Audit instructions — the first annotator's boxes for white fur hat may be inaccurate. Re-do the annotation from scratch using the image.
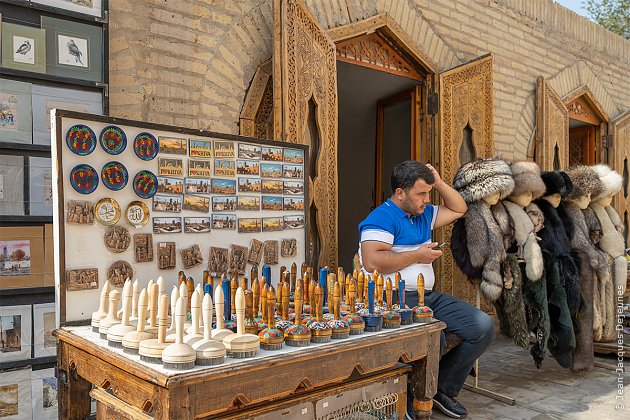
[592,164,623,200]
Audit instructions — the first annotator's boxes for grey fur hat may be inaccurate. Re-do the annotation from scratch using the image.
[591,164,623,200]
[565,165,604,201]
[453,158,515,204]
[508,161,546,201]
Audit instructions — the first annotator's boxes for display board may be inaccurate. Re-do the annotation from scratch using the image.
[51,110,308,324]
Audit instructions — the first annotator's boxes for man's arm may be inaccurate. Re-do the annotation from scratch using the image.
[426,164,467,228]
[361,240,442,274]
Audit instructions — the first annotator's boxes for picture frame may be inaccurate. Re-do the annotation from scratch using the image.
[28,157,53,216]
[32,303,56,358]
[0,305,32,363]
[30,367,57,420]
[0,79,33,145]
[41,16,103,82]
[0,155,25,216]
[0,366,32,420]
[1,23,46,74]
[0,226,46,289]
[32,0,104,18]
[31,84,103,145]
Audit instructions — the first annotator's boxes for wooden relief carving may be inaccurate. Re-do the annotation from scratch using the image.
[240,60,273,139]
[274,0,338,268]
[610,111,630,247]
[134,233,153,263]
[281,238,297,257]
[157,242,176,270]
[104,226,131,253]
[107,261,133,288]
[66,268,98,291]
[437,55,494,305]
[67,200,94,224]
[535,77,569,171]
[264,240,279,265]
[181,244,203,269]
[247,239,264,266]
[208,247,229,275]
[229,244,249,275]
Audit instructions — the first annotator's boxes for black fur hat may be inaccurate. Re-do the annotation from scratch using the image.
[540,171,573,197]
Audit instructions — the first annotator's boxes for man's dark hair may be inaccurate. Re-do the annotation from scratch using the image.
[391,160,435,192]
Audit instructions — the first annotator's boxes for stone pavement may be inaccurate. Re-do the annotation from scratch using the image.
[431,337,627,420]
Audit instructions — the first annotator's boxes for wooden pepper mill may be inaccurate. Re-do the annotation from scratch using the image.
[412,273,433,323]
[342,278,365,335]
[328,281,350,339]
[91,281,110,332]
[381,278,401,329]
[258,286,284,350]
[223,287,260,358]
[284,283,311,347]
[309,283,332,343]
[192,293,226,366]
[122,289,155,354]
[162,297,196,370]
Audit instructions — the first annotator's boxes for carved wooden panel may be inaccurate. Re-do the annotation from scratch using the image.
[436,54,494,306]
[566,97,599,125]
[240,60,273,139]
[610,111,630,247]
[273,0,338,268]
[535,77,569,170]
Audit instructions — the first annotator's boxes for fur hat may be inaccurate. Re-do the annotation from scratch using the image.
[508,161,546,200]
[565,165,604,201]
[540,171,573,197]
[591,164,623,200]
[453,158,515,204]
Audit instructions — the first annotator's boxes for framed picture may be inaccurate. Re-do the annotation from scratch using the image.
[31,84,102,145]
[32,303,56,358]
[0,367,32,420]
[1,23,46,74]
[0,79,33,145]
[0,226,45,289]
[0,155,25,216]
[41,16,103,82]
[31,368,57,420]
[28,157,53,216]
[32,0,104,18]
[0,305,32,363]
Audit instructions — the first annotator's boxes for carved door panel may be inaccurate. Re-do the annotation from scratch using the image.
[610,111,630,247]
[273,0,338,268]
[569,126,596,166]
[434,54,494,305]
[535,77,569,170]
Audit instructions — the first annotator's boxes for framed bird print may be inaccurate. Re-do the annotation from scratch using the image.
[1,23,47,74]
[41,16,103,82]
[32,0,104,18]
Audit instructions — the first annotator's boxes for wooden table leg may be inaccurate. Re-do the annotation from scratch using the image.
[408,330,441,419]
[57,340,92,420]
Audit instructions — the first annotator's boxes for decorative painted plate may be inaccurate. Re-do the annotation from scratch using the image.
[70,164,99,194]
[133,132,159,161]
[101,161,129,191]
[99,125,127,155]
[66,124,97,156]
[133,170,158,199]
[126,201,150,227]
[94,197,121,225]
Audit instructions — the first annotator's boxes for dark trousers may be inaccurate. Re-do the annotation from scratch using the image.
[406,289,495,398]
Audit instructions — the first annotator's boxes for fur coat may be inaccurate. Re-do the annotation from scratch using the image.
[591,202,627,293]
[503,201,544,281]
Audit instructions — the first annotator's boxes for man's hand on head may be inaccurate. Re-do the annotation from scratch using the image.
[417,242,443,264]
[425,163,442,185]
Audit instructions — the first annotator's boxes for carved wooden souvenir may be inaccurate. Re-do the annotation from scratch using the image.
[180,244,203,269]
[106,261,133,288]
[342,278,365,335]
[98,289,121,338]
[258,286,284,350]
[67,200,94,224]
[122,288,155,354]
[208,247,229,275]
[91,281,110,332]
[166,286,179,337]
[192,293,226,366]
[328,281,350,339]
[381,278,401,329]
[412,273,433,323]
[134,234,153,263]
[211,284,234,341]
[104,226,131,253]
[223,287,260,358]
[139,294,170,363]
[157,242,176,270]
[244,290,258,335]
[145,283,159,336]
[107,280,136,347]
[247,239,264,266]
[280,238,297,257]
[290,262,297,293]
[309,283,332,343]
[263,240,278,265]
[67,268,98,291]
[225,245,246,275]
[129,279,140,325]
[284,283,311,347]
[183,291,203,346]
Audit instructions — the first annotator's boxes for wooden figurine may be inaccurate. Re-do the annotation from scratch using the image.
[395,278,413,325]
[284,283,311,347]
[162,297,196,370]
[252,278,260,318]
[183,291,203,346]
[328,281,350,339]
[91,281,110,332]
[337,267,345,298]
[107,280,136,347]
[342,278,365,335]
[290,262,297,294]
[258,286,284,350]
[224,287,260,358]
[376,273,384,309]
[192,293,226,366]
[276,282,292,332]
[230,277,238,316]
[211,285,234,341]
[309,283,332,343]
[145,283,160,335]
[381,278,401,329]
[186,277,194,313]
[123,288,155,354]
[326,272,336,312]
[412,273,433,323]
[98,289,121,339]
[257,283,269,332]
[139,294,170,363]
[244,290,258,335]
[357,271,365,305]
[360,278,383,332]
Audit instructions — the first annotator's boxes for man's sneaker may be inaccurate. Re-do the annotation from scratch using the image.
[433,392,468,419]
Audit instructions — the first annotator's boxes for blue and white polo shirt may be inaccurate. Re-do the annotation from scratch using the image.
[358,199,439,291]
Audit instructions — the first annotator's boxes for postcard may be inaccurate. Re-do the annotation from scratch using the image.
[189,138,213,158]
[214,140,235,158]
[284,148,304,164]
[153,217,182,234]
[238,177,261,193]
[211,196,236,212]
[214,159,236,177]
[236,160,260,176]
[188,159,213,178]
[212,214,236,230]
[157,176,183,195]
[184,217,211,233]
[183,194,210,213]
[238,218,261,233]
[238,143,261,160]
[283,164,303,179]
[262,195,283,211]
[184,177,212,194]
[261,179,283,194]
[152,194,182,213]
[261,146,283,162]
[283,181,304,195]
[261,162,282,178]
[159,136,187,155]
[262,217,283,232]
[237,196,260,211]
[212,178,236,195]
[284,215,305,229]
[158,157,184,177]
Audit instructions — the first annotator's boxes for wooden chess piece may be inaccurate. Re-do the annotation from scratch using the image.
[328,281,350,339]
[139,294,169,363]
[395,278,413,325]
[381,278,401,329]
[211,285,234,341]
[145,283,160,336]
[258,286,284,350]
[98,289,121,339]
[91,281,110,332]
[309,283,332,343]
[360,277,383,332]
[162,297,196,370]
[224,287,260,358]
[284,283,311,347]
[166,286,179,339]
[276,282,292,331]
[337,267,345,298]
[122,289,154,354]
[192,293,226,366]
[290,262,297,294]
[108,280,136,347]
[342,278,365,335]
[412,273,433,324]
[184,291,203,345]
[129,279,140,326]
[244,290,258,335]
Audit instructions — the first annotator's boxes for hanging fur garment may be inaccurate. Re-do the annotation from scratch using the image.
[591,202,627,294]
[496,253,529,348]
[522,261,549,369]
[450,217,483,281]
[606,205,625,236]
[503,201,544,281]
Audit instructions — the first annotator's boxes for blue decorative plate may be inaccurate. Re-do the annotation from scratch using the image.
[101,161,129,191]
[133,132,159,161]
[99,125,127,155]
[66,124,97,156]
[70,164,99,194]
[133,170,158,199]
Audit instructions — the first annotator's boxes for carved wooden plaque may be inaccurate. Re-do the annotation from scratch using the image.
[535,77,569,171]
[134,233,153,263]
[104,226,131,253]
[106,261,133,288]
[157,242,176,270]
[208,247,229,275]
[66,268,98,291]
[281,238,297,257]
[263,240,279,265]
[229,244,249,275]
[67,200,94,224]
[181,244,203,269]
[247,239,264,266]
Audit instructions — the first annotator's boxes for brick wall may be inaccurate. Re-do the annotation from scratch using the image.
[109,0,629,159]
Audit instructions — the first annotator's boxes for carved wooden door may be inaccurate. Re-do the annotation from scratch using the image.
[535,77,570,170]
[273,0,338,268]
[569,126,596,166]
[434,54,494,305]
[610,111,630,247]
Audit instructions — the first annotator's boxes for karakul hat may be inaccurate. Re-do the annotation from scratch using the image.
[453,158,514,204]
[565,165,603,201]
[507,161,546,200]
[540,171,573,197]
[591,164,623,200]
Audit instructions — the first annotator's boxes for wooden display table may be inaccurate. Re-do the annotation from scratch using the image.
[54,321,444,419]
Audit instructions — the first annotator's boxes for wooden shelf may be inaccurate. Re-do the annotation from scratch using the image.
[0,356,56,371]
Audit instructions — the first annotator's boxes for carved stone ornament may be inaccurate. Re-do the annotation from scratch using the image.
[66,268,98,291]
[181,244,203,269]
[281,238,297,258]
[104,226,131,253]
[247,238,264,266]
[134,233,154,263]
[229,244,249,275]
[208,247,229,275]
[157,242,176,270]
[67,200,94,224]
[107,261,133,288]
[263,240,279,265]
